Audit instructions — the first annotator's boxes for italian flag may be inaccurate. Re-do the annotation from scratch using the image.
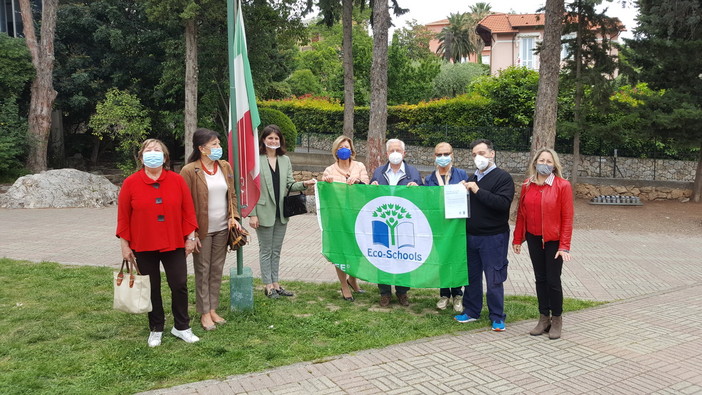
[229,0,260,218]
[316,182,468,288]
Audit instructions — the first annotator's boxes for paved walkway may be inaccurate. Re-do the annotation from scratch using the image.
[1,207,701,393]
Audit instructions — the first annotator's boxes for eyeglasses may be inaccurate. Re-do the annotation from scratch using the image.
[435,153,451,157]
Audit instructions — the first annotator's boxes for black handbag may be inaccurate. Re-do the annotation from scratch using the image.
[283,190,307,217]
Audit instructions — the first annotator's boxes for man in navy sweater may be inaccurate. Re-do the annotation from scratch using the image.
[370,138,423,307]
[455,139,515,332]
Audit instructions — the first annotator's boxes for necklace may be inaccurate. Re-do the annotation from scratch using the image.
[200,159,218,175]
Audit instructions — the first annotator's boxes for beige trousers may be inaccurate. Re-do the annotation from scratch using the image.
[193,229,228,313]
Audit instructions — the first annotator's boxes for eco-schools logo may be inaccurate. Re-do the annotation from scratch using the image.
[354,197,432,274]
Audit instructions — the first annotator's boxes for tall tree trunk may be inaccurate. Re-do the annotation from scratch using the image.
[342,0,355,138]
[693,140,702,203]
[531,0,564,155]
[367,0,390,172]
[571,0,584,186]
[184,18,199,162]
[19,0,58,173]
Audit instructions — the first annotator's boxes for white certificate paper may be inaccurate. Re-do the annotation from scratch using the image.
[444,184,469,218]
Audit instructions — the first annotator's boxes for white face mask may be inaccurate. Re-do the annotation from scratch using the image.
[265,144,280,150]
[474,155,490,171]
[388,151,403,165]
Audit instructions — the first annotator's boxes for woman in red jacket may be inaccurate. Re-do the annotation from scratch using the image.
[117,139,200,347]
[513,148,573,340]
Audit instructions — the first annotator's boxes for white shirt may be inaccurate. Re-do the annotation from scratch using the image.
[384,162,406,186]
[205,170,229,232]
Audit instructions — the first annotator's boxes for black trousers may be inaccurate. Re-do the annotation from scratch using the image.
[525,232,564,317]
[378,284,409,295]
[135,248,191,331]
[439,287,463,298]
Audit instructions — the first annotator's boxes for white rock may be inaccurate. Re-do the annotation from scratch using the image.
[0,168,119,209]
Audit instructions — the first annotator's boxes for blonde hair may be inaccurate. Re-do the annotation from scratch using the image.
[434,142,453,154]
[527,148,563,180]
[331,135,356,160]
[138,138,170,169]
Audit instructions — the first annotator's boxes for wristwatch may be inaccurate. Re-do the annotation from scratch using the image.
[187,236,197,241]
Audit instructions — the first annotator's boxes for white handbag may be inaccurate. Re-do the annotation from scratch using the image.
[113,259,152,314]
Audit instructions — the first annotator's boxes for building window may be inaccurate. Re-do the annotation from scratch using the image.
[1,0,24,37]
[561,33,576,60]
[520,37,536,69]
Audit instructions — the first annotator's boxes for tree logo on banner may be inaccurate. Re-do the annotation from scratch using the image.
[354,197,433,274]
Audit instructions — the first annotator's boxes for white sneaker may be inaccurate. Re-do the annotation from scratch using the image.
[147,331,163,347]
[436,296,450,310]
[171,327,200,343]
[452,296,464,312]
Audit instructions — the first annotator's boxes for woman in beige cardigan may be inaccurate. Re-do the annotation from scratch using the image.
[181,128,242,331]
[322,135,370,301]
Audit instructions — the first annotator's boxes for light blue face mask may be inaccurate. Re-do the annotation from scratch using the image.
[207,147,223,161]
[143,151,164,168]
[435,156,452,167]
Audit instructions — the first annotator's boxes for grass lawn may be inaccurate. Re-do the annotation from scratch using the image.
[0,258,602,394]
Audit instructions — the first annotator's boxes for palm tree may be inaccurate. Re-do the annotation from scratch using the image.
[436,12,474,63]
[469,2,492,63]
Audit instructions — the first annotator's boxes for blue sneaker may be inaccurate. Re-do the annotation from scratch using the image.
[454,314,478,323]
[492,320,506,331]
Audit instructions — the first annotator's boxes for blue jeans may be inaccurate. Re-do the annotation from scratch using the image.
[462,231,509,322]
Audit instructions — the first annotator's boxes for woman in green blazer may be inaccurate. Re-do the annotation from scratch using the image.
[248,125,315,298]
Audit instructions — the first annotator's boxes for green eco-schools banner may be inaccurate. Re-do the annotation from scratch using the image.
[316,182,468,288]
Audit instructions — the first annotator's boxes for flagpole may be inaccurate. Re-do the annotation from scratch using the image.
[227,0,244,276]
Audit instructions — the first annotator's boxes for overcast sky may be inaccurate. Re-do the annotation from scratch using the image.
[390,0,639,40]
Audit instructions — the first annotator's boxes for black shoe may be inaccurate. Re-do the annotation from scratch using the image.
[276,287,294,297]
[341,288,354,302]
[264,288,279,299]
[347,279,365,293]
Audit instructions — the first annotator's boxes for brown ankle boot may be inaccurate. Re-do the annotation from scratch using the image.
[529,314,551,336]
[549,316,562,339]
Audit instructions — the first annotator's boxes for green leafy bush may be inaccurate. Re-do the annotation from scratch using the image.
[432,62,489,98]
[467,66,539,126]
[258,107,297,151]
[89,89,151,174]
[287,69,323,97]
[0,99,29,179]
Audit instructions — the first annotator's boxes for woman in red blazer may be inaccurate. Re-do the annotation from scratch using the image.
[117,139,199,347]
[513,148,573,340]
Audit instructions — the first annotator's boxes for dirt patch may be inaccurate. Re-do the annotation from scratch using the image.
[571,198,702,234]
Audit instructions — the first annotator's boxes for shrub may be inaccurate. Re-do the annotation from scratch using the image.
[432,62,489,98]
[89,89,151,174]
[0,98,29,179]
[467,66,539,126]
[258,108,297,151]
[262,81,292,100]
[287,69,323,97]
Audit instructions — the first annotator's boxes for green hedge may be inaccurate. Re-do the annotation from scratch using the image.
[258,93,493,141]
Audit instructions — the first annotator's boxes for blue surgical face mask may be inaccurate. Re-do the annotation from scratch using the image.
[207,147,222,161]
[337,147,352,160]
[435,155,452,167]
[143,151,164,168]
